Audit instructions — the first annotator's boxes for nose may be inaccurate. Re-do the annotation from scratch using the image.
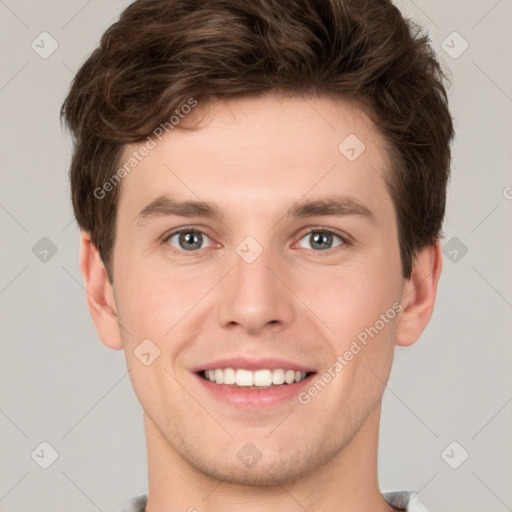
[216,244,295,335]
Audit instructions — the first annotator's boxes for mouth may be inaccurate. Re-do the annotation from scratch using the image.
[192,358,318,408]
[191,357,318,407]
[197,368,316,389]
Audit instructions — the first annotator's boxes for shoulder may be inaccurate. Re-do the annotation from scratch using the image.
[118,493,148,512]
[382,490,430,512]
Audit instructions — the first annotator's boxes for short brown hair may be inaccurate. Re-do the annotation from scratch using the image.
[60,0,454,281]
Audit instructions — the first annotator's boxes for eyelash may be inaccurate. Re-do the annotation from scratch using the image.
[162,226,352,257]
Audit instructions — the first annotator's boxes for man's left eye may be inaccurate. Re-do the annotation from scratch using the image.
[297,230,345,251]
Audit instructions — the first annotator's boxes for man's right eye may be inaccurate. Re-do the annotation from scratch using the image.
[165,229,214,252]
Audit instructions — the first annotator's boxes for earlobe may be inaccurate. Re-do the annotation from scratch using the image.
[396,241,443,347]
[80,232,123,350]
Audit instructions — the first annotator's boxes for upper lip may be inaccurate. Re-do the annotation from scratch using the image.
[191,357,317,373]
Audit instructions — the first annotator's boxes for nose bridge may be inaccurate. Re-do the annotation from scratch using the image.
[234,239,275,292]
[216,235,294,332]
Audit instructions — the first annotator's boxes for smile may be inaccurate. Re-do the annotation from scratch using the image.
[199,368,312,388]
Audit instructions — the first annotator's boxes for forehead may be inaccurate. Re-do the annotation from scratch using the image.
[116,93,393,224]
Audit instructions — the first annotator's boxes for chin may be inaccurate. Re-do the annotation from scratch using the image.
[180,441,337,487]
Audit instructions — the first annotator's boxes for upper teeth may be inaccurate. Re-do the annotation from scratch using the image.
[204,368,307,387]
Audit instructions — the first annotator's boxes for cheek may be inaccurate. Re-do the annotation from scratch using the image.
[300,261,401,342]
[116,271,196,410]
[114,258,215,349]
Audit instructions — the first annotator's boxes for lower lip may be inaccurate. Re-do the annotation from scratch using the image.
[194,373,315,408]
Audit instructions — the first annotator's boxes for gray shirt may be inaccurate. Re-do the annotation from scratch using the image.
[119,491,430,511]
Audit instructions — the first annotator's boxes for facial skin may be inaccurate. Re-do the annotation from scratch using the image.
[81,91,442,512]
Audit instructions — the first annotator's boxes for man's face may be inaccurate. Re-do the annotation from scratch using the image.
[112,93,405,484]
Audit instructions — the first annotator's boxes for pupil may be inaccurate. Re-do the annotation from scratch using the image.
[312,232,331,250]
[180,232,201,250]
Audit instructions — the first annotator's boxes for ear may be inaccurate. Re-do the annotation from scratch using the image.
[396,241,443,347]
[80,232,123,350]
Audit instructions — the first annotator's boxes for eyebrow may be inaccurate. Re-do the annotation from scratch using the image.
[136,194,376,225]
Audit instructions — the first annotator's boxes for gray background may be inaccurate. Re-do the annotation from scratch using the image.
[1,0,511,511]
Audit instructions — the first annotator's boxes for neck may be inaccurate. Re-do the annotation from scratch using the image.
[143,403,398,512]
